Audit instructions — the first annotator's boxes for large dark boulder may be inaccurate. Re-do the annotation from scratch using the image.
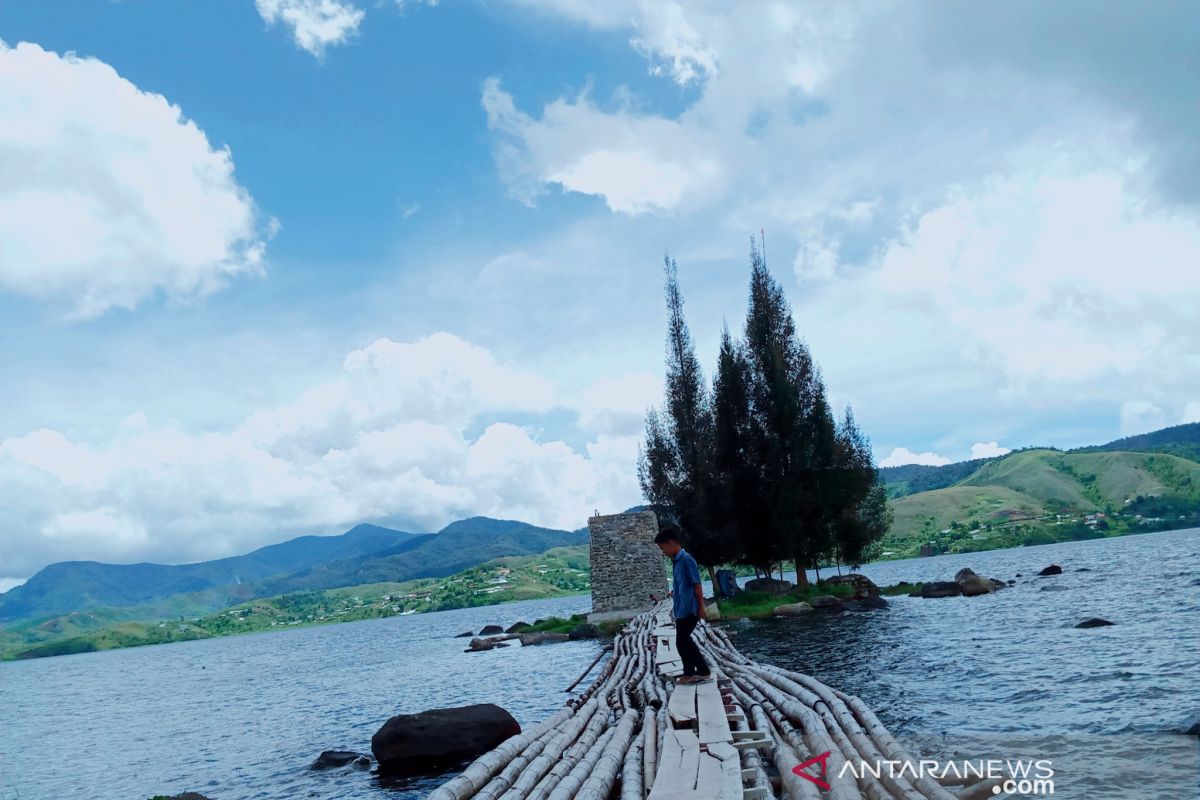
[478,624,505,636]
[810,595,847,611]
[505,621,530,633]
[852,596,888,611]
[920,581,963,598]
[825,574,880,599]
[745,577,793,595]
[372,704,520,773]
[1037,564,1063,576]
[309,753,364,767]
[954,568,977,582]
[520,631,570,646]
[1075,618,1116,628]
[959,575,996,596]
[568,623,601,640]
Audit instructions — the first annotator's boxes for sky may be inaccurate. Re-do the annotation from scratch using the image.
[1,0,1198,588]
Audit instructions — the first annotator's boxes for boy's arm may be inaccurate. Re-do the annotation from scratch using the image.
[693,581,706,620]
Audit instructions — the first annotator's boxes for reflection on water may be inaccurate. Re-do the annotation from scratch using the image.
[2,529,1198,799]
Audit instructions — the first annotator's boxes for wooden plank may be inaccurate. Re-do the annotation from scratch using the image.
[742,788,769,800]
[731,730,765,740]
[706,743,742,800]
[668,683,698,727]
[696,753,724,797]
[697,681,733,745]
[730,738,770,751]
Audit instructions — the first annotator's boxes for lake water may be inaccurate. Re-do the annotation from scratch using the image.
[2,528,1198,799]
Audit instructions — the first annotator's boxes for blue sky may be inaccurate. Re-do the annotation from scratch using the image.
[1,0,1198,586]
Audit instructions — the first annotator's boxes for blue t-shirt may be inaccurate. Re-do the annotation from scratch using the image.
[672,548,702,619]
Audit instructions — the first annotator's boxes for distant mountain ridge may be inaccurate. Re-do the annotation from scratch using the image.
[0,517,586,623]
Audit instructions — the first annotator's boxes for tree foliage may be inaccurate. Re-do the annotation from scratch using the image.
[640,245,890,581]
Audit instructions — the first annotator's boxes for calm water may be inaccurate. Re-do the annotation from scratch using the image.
[2,529,1199,799]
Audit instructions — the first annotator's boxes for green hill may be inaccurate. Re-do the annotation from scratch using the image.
[882,448,1200,557]
[1,545,591,661]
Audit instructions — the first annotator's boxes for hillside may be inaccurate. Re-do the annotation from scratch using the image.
[882,448,1200,557]
[0,545,592,661]
[0,523,426,622]
[1078,421,1200,463]
[0,517,587,625]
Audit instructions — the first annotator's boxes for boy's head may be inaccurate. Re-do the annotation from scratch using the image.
[654,524,682,557]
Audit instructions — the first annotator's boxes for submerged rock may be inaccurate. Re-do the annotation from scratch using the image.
[919,581,963,598]
[1040,584,1069,592]
[371,704,520,774]
[520,631,571,646]
[847,596,889,611]
[454,631,474,638]
[1075,618,1116,628]
[773,602,814,616]
[310,750,369,770]
[1037,564,1064,576]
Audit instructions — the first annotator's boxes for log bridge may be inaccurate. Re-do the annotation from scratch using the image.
[428,603,1001,800]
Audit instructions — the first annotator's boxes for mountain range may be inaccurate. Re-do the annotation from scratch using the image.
[0,517,586,623]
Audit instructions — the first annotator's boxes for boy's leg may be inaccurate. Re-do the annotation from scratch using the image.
[675,615,710,678]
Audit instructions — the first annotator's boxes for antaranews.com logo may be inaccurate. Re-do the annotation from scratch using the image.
[794,752,1055,796]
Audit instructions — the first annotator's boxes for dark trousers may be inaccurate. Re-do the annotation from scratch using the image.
[675,614,710,677]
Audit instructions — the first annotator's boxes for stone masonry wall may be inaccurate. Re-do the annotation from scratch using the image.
[589,510,669,615]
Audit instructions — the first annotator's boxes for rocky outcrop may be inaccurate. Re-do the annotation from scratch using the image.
[519,631,571,646]
[959,574,997,596]
[918,581,963,598]
[825,574,879,599]
[745,577,794,595]
[847,596,888,611]
[1075,618,1115,628]
[954,568,976,582]
[1037,564,1064,576]
[478,624,505,636]
[505,621,530,633]
[568,623,601,640]
[810,595,847,611]
[465,636,514,652]
[371,704,520,774]
[773,602,814,616]
[310,750,370,770]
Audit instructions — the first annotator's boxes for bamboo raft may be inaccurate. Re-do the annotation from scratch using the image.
[428,604,1003,800]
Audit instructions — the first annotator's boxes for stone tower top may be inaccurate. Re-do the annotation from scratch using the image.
[587,510,669,622]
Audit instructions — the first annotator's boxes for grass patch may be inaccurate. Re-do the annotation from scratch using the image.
[878,581,923,597]
[507,614,587,635]
[719,582,855,620]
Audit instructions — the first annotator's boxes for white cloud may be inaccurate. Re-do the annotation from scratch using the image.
[969,441,1011,459]
[1183,403,1200,425]
[0,579,24,594]
[1120,401,1167,437]
[255,0,364,57]
[879,447,951,468]
[0,41,268,318]
[0,333,645,580]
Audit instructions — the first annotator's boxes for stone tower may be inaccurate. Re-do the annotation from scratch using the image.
[588,510,669,621]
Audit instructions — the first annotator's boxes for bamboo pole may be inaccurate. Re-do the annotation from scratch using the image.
[565,645,612,693]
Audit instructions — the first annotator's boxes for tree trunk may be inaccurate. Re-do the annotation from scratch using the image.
[794,557,810,588]
[706,565,721,599]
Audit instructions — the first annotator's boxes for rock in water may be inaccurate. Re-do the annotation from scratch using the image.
[954,568,977,582]
[1037,564,1064,576]
[505,621,530,633]
[773,602,814,616]
[920,581,963,598]
[1040,584,1069,592]
[826,573,880,599]
[478,624,505,635]
[850,596,888,611]
[454,631,473,638]
[810,595,847,611]
[745,577,794,595]
[310,750,368,770]
[959,575,996,596]
[1075,618,1116,628]
[520,631,571,646]
[371,704,520,774]
[568,623,601,640]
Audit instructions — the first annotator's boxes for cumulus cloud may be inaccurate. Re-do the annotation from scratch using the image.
[970,442,1011,459]
[879,447,951,468]
[0,333,646,581]
[255,0,364,57]
[0,41,269,318]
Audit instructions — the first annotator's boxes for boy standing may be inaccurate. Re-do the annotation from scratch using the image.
[653,525,712,684]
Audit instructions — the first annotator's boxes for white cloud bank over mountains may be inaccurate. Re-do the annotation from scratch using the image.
[0,333,656,585]
[0,41,270,319]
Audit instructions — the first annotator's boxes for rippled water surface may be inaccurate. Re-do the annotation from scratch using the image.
[3,529,1199,799]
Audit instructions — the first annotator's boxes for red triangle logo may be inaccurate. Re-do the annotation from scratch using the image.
[793,751,832,791]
